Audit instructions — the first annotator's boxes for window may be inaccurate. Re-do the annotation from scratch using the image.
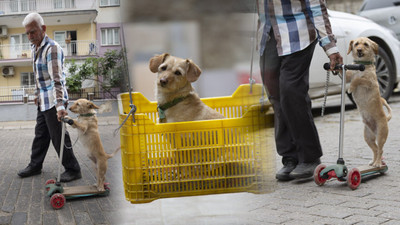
[100,0,120,7]
[9,34,30,58]
[359,0,396,11]
[21,72,35,87]
[54,0,75,9]
[101,28,120,46]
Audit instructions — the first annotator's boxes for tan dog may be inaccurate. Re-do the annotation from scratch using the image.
[65,99,120,191]
[346,37,392,167]
[149,53,224,123]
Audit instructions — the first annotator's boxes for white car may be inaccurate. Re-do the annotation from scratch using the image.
[358,0,400,41]
[309,10,400,101]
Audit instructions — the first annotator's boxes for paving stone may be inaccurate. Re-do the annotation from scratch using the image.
[0,101,399,225]
[10,211,27,225]
[74,211,94,225]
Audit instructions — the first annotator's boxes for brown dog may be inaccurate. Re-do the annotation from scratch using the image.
[346,37,392,167]
[149,53,224,123]
[65,99,120,191]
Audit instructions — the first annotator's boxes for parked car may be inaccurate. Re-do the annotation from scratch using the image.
[309,10,400,101]
[358,0,400,41]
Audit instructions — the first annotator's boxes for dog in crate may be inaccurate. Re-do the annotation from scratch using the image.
[149,53,225,123]
[345,37,392,167]
[149,53,226,180]
[65,98,120,191]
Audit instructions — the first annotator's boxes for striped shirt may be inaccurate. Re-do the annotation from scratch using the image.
[257,0,338,56]
[31,35,68,112]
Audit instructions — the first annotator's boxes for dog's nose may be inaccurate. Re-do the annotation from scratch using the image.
[160,78,168,87]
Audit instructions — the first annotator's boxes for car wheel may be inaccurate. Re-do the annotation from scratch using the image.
[375,47,395,100]
[347,46,395,103]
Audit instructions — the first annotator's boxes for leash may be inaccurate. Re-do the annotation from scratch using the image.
[321,69,331,117]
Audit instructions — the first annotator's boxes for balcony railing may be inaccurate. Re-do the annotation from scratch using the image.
[0,86,120,103]
[0,0,96,15]
[0,40,98,60]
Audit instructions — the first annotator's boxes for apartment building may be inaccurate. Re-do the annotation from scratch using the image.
[0,0,122,102]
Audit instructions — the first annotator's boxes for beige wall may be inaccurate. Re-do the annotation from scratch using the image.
[97,6,122,24]
[0,66,32,88]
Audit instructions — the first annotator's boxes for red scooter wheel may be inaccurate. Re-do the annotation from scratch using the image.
[347,168,361,190]
[50,193,66,209]
[45,179,56,191]
[314,164,327,186]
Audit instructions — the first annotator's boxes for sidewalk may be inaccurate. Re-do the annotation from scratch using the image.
[0,103,399,224]
[0,116,119,130]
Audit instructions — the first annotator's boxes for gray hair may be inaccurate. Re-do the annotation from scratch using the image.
[22,12,45,27]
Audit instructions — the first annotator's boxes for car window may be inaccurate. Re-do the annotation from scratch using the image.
[360,0,398,11]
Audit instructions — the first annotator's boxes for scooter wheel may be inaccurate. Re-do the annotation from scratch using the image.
[314,164,327,186]
[50,193,66,209]
[45,179,56,191]
[347,168,361,190]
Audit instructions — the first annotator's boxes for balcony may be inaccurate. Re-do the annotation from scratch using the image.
[0,40,98,60]
[0,0,97,15]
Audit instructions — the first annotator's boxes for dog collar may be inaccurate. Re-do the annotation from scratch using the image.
[79,113,95,117]
[354,60,374,65]
[157,95,189,121]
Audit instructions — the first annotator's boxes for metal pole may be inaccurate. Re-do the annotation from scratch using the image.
[338,65,346,161]
[57,121,65,182]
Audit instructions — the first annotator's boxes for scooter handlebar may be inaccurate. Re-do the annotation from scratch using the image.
[60,117,74,125]
[323,63,365,71]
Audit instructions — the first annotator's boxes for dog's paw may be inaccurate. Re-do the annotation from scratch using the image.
[372,161,383,168]
[95,183,105,192]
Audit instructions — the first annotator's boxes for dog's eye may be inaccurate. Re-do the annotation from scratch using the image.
[364,43,369,47]
[354,42,359,46]
[174,71,181,76]
[161,66,167,71]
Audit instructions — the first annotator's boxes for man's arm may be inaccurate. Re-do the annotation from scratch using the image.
[48,45,68,120]
[308,0,343,68]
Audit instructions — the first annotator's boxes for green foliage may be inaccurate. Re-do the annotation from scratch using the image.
[65,49,127,94]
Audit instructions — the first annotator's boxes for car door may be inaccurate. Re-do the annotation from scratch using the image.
[359,0,400,40]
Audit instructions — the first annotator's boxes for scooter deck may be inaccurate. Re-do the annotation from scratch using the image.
[357,164,388,177]
[63,185,107,196]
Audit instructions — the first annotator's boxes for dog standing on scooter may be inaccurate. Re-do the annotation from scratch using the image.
[345,37,392,167]
[65,99,120,191]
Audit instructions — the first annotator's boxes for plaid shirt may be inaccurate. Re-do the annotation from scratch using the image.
[31,35,68,112]
[257,0,338,56]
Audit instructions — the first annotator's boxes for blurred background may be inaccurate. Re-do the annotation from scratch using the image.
[120,0,365,101]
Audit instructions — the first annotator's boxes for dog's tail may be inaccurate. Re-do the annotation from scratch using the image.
[107,146,121,159]
[381,98,392,121]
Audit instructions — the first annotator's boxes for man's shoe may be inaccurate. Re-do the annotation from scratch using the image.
[276,160,297,181]
[290,160,321,179]
[60,170,82,182]
[18,165,41,178]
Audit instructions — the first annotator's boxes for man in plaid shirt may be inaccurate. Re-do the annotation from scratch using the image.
[258,0,343,181]
[18,12,81,182]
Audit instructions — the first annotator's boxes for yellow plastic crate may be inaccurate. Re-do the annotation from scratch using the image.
[118,84,276,203]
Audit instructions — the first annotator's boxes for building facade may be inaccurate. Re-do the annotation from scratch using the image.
[0,0,122,102]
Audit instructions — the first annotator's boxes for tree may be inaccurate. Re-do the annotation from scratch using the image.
[65,49,127,98]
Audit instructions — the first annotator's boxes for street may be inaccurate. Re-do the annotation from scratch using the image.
[0,92,399,224]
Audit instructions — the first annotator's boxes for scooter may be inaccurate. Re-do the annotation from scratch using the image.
[45,117,110,209]
[313,63,388,190]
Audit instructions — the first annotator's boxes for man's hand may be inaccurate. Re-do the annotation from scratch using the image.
[57,109,68,122]
[328,52,343,70]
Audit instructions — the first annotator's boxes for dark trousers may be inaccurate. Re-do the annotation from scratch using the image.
[29,106,80,172]
[260,33,322,164]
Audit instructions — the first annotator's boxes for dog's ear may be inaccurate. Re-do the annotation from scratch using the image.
[186,59,202,82]
[347,40,354,55]
[370,40,379,55]
[149,53,169,73]
[88,102,99,109]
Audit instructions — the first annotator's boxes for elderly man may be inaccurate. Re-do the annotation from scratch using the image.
[18,12,81,182]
